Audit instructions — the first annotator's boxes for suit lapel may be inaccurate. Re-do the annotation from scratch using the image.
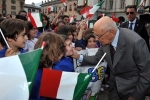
[112,29,125,68]
[125,22,129,28]
[134,19,139,32]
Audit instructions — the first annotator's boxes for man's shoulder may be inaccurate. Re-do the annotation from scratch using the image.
[119,28,143,42]
[120,21,128,27]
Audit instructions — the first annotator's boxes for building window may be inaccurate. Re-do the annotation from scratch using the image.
[11,11,16,15]
[69,5,72,11]
[120,0,125,8]
[65,6,67,12]
[11,6,16,10]
[134,0,138,6]
[54,6,57,13]
[45,9,47,13]
[11,0,16,4]
[32,9,35,12]
[99,0,103,8]
[110,0,113,9]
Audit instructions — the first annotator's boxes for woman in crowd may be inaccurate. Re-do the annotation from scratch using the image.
[24,21,38,52]
[37,14,52,38]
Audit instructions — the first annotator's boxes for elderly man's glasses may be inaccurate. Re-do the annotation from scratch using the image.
[94,29,110,39]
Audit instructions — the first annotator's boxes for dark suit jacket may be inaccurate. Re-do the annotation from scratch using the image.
[120,19,150,50]
[81,28,150,100]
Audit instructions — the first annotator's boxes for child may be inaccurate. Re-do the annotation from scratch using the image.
[24,21,38,52]
[0,18,28,57]
[52,35,74,72]
[30,32,66,100]
[84,33,98,49]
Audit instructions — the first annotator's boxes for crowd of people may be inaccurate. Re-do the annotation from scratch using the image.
[0,4,150,100]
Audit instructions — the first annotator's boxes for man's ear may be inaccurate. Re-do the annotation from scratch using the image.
[6,37,13,42]
[109,29,116,37]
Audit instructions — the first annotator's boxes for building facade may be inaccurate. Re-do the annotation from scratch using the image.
[0,0,25,17]
[41,0,150,21]
[40,0,77,21]
[97,0,150,19]
[24,3,41,14]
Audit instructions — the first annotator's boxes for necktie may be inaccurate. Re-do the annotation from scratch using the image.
[129,23,133,30]
[110,44,115,63]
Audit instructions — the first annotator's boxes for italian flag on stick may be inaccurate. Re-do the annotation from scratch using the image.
[61,0,67,6]
[48,6,55,12]
[40,68,92,100]
[80,0,105,19]
[28,12,43,28]
[137,0,146,11]
[0,49,42,100]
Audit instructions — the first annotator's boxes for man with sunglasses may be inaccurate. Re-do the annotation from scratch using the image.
[72,16,150,100]
[120,5,150,50]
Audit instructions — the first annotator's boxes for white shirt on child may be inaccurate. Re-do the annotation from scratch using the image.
[24,38,38,52]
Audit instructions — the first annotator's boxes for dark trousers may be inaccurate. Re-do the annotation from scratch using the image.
[108,86,145,100]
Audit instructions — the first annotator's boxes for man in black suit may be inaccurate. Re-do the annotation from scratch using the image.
[120,5,150,50]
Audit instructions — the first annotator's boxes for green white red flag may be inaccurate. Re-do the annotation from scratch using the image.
[28,12,43,28]
[0,48,42,100]
[137,0,146,11]
[48,6,55,12]
[69,14,76,23]
[61,0,67,6]
[80,0,105,19]
[40,68,92,100]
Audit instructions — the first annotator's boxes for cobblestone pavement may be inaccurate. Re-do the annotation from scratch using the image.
[96,88,150,100]
[97,87,109,100]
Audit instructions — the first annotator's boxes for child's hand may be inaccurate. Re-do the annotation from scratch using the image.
[80,20,87,30]
[5,48,16,57]
[75,47,82,51]
[58,9,64,14]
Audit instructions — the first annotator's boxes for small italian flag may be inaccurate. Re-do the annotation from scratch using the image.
[48,6,55,12]
[61,0,67,6]
[40,68,92,100]
[28,12,43,28]
[0,49,42,100]
[112,13,119,23]
[69,14,76,23]
[80,0,105,19]
[137,0,146,11]
[83,0,87,4]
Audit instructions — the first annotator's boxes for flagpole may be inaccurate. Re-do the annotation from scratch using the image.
[91,53,106,73]
[0,28,10,48]
[41,41,46,49]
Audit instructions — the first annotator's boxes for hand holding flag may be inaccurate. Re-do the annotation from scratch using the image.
[61,0,67,6]
[80,0,105,19]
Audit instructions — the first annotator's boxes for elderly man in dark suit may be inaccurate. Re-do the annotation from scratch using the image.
[72,16,150,100]
[120,5,150,50]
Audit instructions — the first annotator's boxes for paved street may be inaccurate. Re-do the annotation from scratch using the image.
[97,88,150,100]
[97,90,109,100]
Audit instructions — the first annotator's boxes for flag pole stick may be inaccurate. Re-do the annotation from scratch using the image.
[41,41,46,49]
[91,53,106,73]
[0,28,10,48]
